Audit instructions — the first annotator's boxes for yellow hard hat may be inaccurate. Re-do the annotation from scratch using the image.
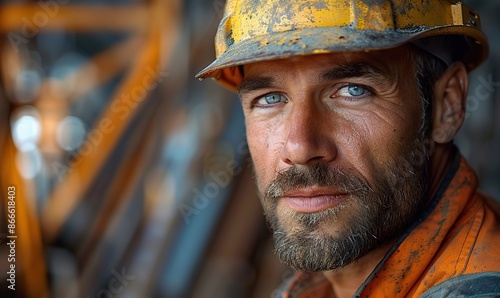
[196,0,489,91]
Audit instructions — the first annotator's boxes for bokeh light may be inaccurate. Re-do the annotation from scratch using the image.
[56,116,87,151]
[15,146,43,179]
[11,106,41,151]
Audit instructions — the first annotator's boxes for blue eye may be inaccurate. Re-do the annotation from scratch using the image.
[336,84,371,98]
[347,85,366,96]
[257,93,288,106]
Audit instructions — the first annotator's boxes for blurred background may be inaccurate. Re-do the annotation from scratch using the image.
[0,0,498,297]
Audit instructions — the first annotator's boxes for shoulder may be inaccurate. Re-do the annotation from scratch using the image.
[420,272,500,298]
[481,192,500,219]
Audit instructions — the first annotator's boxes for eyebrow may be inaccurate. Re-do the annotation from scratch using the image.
[237,62,390,95]
[238,77,275,96]
[320,62,389,82]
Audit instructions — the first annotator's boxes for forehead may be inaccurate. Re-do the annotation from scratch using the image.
[240,46,413,81]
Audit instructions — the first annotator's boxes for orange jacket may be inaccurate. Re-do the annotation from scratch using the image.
[276,154,500,297]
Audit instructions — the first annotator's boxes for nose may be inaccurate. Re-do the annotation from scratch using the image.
[280,101,338,166]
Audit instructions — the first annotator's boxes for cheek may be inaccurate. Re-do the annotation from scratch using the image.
[246,121,283,190]
[338,107,421,185]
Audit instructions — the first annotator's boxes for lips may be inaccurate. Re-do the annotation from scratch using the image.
[282,188,348,213]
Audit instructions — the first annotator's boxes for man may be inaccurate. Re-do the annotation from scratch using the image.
[197,0,500,297]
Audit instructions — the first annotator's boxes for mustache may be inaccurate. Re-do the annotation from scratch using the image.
[264,164,375,200]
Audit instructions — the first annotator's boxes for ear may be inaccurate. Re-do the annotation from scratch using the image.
[431,62,468,144]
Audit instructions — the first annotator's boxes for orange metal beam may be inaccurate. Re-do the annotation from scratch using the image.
[0,4,150,33]
[64,36,145,101]
[40,0,181,243]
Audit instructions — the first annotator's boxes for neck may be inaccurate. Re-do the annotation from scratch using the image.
[322,241,394,298]
[428,142,454,201]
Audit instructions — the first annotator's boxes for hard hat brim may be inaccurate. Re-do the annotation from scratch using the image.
[196,25,488,91]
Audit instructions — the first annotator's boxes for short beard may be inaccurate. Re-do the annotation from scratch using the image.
[259,140,430,272]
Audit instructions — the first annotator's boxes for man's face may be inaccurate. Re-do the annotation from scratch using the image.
[238,47,431,271]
